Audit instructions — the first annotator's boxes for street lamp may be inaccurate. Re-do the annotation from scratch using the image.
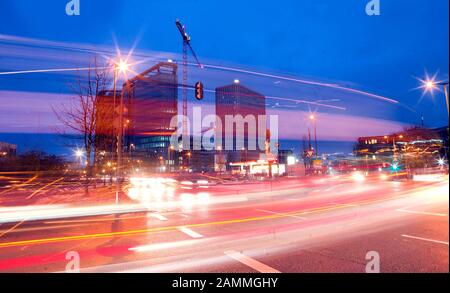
[309,114,318,158]
[187,152,192,171]
[117,59,129,74]
[437,158,446,167]
[112,57,131,204]
[421,78,449,116]
[75,149,84,158]
[168,145,175,172]
[75,149,84,168]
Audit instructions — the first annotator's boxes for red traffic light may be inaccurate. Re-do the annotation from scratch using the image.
[195,82,204,100]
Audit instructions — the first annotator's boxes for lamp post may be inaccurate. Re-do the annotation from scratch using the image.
[310,115,318,158]
[75,149,84,170]
[422,79,449,117]
[217,146,222,176]
[168,145,175,173]
[187,152,192,172]
[112,58,130,204]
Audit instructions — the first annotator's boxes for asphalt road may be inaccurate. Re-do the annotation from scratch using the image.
[0,173,448,273]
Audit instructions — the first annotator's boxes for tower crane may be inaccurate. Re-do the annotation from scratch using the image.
[175,19,203,148]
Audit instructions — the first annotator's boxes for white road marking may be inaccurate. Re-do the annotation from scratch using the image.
[255,209,307,220]
[224,250,281,273]
[150,213,168,221]
[129,239,202,253]
[177,226,203,238]
[396,209,448,217]
[401,234,449,245]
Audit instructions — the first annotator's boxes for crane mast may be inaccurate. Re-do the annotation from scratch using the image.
[175,20,203,150]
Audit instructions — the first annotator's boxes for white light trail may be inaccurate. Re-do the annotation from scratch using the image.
[401,234,449,245]
[0,67,108,75]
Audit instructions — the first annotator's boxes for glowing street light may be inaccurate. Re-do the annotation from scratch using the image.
[419,76,449,116]
[425,80,435,91]
[117,59,129,74]
[437,158,446,167]
[74,149,84,169]
[75,149,84,158]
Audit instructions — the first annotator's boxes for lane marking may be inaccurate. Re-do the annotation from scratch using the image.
[129,239,202,253]
[224,250,281,273]
[255,209,307,220]
[401,234,449,245]
[150,213,168,221]
[396,209,448,217]
[177,227,203,239]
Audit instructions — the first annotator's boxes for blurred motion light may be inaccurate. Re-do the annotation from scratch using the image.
[352,171,366,183]
[287,156,296,166]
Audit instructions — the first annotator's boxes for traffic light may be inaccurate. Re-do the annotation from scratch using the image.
[195,81,204,100]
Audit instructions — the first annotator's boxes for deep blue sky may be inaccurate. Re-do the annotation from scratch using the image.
[1,0,448,120]
[0,0,448,155]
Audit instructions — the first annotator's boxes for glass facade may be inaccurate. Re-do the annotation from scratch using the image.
[125,62,178,165]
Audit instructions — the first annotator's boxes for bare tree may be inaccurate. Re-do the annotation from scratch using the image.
[54,57,112,176]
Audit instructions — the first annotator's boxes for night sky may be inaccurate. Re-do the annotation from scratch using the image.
[0,0,448,156]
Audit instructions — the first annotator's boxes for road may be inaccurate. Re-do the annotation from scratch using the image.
[0,172,448,273]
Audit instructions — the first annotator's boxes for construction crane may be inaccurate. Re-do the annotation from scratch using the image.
[175,19,203,148]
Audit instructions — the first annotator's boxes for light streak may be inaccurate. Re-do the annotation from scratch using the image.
[0,67,107,75]
[0,181,441,249]
[26,177,64,199]
[202,63,400,104]
[0,175,38,195]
